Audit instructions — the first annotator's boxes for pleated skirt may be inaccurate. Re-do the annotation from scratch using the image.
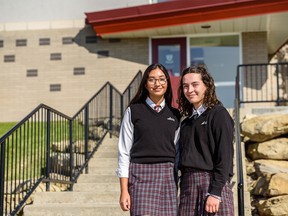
[178,169,234,216]
[128,162,178,216]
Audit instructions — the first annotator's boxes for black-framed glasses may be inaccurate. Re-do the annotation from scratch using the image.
[147,77,167,85]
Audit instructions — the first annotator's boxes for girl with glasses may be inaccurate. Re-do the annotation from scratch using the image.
[117,63,180,216]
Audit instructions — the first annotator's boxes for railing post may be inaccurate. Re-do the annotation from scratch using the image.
[236,103,244,216]
[85,106,89,174]
[0,141,6,216]
[109,85,113,138]
[69,119,74,191]
[275,64,280,106]
[120,95,124,117]
[235,68,245,216]
[45,110,51,191]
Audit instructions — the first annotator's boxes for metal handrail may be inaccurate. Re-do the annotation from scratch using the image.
[0,71,142,216]
[234,62,288,216]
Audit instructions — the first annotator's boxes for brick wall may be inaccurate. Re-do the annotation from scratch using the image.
[0,28,149,122]
[241,32,279,108]
[242,32,268,64]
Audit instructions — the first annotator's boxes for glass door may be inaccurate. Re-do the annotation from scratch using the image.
[152,38,186,107]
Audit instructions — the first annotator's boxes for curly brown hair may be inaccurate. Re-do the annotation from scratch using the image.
[177,65,220,116]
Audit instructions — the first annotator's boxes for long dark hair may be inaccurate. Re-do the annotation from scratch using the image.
[129,63,173,106]
[177,65,220,116]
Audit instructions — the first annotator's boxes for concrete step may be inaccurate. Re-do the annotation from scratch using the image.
[77,174,118,183]
[24,204,129,216]
[32,191,119,204]
[88,157,117,166]
[87,167,117,175]
[93,151,118,158]
[96,145,117,152]
[73,182,119,192]
[23,135,124,216]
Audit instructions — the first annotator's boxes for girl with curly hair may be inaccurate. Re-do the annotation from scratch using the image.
[177,65,234,216]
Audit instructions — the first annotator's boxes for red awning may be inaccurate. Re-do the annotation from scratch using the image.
[85,0,288,36]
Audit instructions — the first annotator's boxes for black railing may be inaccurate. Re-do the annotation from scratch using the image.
[236,63,288,105]
[0,71,142,216]
[234,62,288,216]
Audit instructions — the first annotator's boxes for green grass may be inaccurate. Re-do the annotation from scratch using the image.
[0,122,17,138]
[1,120,86,180]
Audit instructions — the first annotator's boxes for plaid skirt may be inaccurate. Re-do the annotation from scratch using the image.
[128,162,178,216]
[178,169,234,216]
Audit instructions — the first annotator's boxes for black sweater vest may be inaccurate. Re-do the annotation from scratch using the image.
[130,102,180,164]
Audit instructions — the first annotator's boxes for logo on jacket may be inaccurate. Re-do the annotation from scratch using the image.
[201,121,207,125]
[167,117,175,122]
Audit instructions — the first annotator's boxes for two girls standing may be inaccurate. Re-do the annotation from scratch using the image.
[117,63,234,216]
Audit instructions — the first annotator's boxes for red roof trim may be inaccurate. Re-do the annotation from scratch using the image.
[85,0,288,36]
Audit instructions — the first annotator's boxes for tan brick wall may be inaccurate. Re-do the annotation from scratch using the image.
[241,32,271,108]
[0,28,148,122]
[242,32,268,64]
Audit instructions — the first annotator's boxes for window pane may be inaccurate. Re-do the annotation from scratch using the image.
[62,37,74,45]
[4,55,15,62]
[27,69,38,77]
[39,38,50,46]
[73,67,85,75]
[16,39,27,47]
[158,45,180,76]
[50,53,62,61]
[190,35,239,108]
[97,51,109,58]
[86,36,98,43]
[50,84,61,92]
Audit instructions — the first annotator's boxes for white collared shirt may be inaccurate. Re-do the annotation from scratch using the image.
[190,104,207,119]
[116,97,179,178]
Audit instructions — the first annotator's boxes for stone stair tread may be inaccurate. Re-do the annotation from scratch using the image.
[73,182,119,192]
[29,203,121,207]
[77,174,118,183]
[88,158,117,165]
[83,169,117,175]
[33,192,119,204]
[24,205,129,216]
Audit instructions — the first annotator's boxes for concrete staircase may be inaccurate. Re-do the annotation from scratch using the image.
[24,135,129,216]
[23,134,252,216]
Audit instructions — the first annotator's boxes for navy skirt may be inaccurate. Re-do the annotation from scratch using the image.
[178,169,234,216]
[128,162,178,216]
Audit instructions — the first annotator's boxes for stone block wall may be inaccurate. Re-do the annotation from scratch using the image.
[0,26,148,122]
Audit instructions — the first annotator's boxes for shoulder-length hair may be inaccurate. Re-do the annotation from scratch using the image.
[129,63,173,106]
[177,65,219,116]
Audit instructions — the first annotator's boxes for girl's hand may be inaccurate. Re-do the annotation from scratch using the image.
[119,190,130,211]
[205,195,220,214]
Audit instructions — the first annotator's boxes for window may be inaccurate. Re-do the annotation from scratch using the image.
[190,35,239,108]
[50,84,61,92]
[39,38,50,46]
[97,50,109,58]
[0,40,3,48]
[73,67,85,75]
[62,37,74,45]
[27,69,38,77]
[16,39,27,47]
[4,55,15,62]
[85,36,98,43]
[50,53,62,61]
[109,38,121,43]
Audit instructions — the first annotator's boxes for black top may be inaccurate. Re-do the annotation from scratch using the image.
[130,102,180,164]
[179,104,234,196]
